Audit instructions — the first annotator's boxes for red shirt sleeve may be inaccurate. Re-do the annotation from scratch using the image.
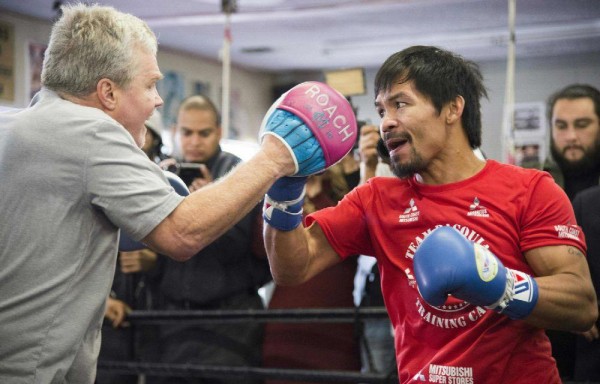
[520,172,586,254]
[305,185,375,259]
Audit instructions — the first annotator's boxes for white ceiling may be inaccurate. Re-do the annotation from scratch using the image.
[1,0,600,73]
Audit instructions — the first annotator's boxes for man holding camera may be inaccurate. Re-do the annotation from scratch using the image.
[151,95,268,384]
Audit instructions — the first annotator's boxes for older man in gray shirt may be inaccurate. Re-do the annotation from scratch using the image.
[0,4,297,383]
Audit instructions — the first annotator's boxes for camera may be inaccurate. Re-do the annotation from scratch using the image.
[167,162,204,183]
[354,120,367,151]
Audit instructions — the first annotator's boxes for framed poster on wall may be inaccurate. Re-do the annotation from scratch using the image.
[28,42,47,101]
[0,20,15,102]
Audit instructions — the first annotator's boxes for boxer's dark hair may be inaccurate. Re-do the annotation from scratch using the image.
[374,46,487,149]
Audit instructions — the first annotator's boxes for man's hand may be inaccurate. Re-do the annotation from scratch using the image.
[188,164,213,192]
[579,323,600,342]
[158,157,177,172]
[358,124,380,183]
[359,125,380,167]
[120,249,158,273]
[105,297,132,328]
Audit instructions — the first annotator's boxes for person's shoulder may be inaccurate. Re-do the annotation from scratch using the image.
[574,185,600,203]
[219,150,241,162]
[481,160,558,196]
[209,149,242,177]
[216,150,242,169]
[42,90,121,130]
[359,175,406,195]
[26,89,123,136]
[486,159,548,179]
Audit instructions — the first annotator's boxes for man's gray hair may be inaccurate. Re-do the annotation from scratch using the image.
[41,3,158,97]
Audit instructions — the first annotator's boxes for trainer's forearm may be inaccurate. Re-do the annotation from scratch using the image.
[181,156,280,247]
[147,139,293,259]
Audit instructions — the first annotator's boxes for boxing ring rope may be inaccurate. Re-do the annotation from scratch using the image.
[126,307,389,324]
[97,361,396,383]
[97,307,398,383]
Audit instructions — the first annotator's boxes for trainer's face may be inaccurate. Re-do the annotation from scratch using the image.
[551,97,600,164]
[112,48,163,148]
[375,80,447,178]
[177,109,221,163]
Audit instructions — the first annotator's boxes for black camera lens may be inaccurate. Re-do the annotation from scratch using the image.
[166,163,180,174]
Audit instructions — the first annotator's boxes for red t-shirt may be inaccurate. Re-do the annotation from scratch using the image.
[306,160,586,384]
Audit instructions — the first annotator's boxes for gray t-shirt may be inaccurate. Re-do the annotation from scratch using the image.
[0,89,184,383]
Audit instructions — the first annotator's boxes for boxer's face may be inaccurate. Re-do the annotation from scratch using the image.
[551,97,600,165]
[375,80,447,178]
[177,108,221,163]
[112,48,163,148]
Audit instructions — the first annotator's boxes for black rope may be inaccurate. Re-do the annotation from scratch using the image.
[127,307,390,324]
[97,360,398,383]
[100,307,396,382]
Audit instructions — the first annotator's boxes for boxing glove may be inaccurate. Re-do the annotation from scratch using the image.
[260,81,357,176]
[413,226,538,320]
[263,176,307,231]
[164,170,190,196]
[119,170,190,251]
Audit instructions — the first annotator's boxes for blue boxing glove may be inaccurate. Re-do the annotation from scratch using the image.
[260,81,357,176]
[164,169,190,196]
[263,176,308,231]
[413,226,538,320]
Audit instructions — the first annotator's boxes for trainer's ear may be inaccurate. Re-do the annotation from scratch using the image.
[96,78,118,111]
[446,95,464,125]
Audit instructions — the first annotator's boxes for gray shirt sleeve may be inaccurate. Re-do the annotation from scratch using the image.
[85,119,184,241]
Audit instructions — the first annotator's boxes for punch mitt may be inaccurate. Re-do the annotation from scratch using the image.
[164,170,190,196]
[260,81,357,176]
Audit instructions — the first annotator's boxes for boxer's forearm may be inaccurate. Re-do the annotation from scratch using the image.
[520,245,597,331]
[264,226,311,285]
[525,274,597,332]
[264,221,341,286]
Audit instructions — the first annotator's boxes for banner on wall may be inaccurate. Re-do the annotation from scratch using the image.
[157,70,185,129]
[193,81,210,97]
[157,71,185,158]
[503,101,548,168]
[0,20,15,102]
